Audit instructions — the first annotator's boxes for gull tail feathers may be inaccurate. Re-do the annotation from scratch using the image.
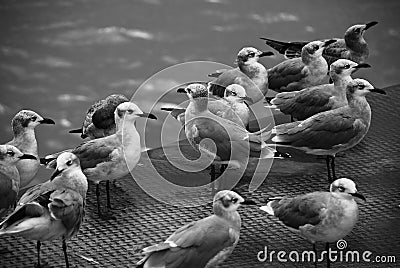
[260,201,275,216]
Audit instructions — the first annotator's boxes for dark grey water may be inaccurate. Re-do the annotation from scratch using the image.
[1,0,399,183]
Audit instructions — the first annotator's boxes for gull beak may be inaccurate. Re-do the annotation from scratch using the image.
[50,168,63,181]
[138,113,157,120]
[240,96,254,103]
[241,199,257,205]
[354,63,371,69]
[322,39,337,47]
[364,21,378,31]
[177,88,187,93]
[370,87,386,95]
[350,192,366,201]
[259,51,274,57]
[19,154,37,160]
[39,118,56,124]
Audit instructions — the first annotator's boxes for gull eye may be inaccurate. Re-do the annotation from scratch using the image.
[66,160,73,166]
[187,88,192,94]
[338,186,345,192]
[31,116,37,121]
[343,64,350,69]
[6,150,15,157]
[127,110,133,114]
[231,197,238,203]
[231,91,237,96]
[314,45,320,50]
[358,84,365,89]
[248,52,255,57]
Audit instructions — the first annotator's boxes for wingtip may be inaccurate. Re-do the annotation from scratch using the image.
[260,202,275,215]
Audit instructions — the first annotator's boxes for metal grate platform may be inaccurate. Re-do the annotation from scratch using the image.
[1,85,399,267]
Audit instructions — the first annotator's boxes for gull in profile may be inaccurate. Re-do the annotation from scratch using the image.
[0,145,36,218]
[0,152,88,268]
[267,40,337,93]
[260,178,366,267]
[261,21,378,65]
[5,110,55,189]
[162,83,252,128]
[137,190,255,268]
[208,47,274,103]
[267,59,371,120]
[69,94,128,139]
[271,79,386,182]
[42,102,157,218]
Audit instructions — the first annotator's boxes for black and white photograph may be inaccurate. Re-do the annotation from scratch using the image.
[0,0,399,267]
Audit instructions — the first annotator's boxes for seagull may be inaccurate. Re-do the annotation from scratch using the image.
[271,79,386,182]
[5,110,55,189]
[0,145,36,218]
[267,40,337,93]
[267,59,371,120]
[69,94,129,139]
[162,84,252,128]
[41,102,157,218]
[0,152,88,268]
[261,21,378,65]
[137,190,256,268]
[260,178,366,268]
[178,84,278,170]
[208,47,274,103]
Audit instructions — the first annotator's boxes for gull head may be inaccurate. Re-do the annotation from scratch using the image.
[115,102,157,122]
[345,21,378,41]
[303,40,335,58]
[50,152,88,195]
[213,190,256,215]
[12,110,55,133]
[236,47,274,65]
[0,144,36,164]
[330,59,371,77]
[177,83,208,100]
[330,177,366,201]
[224,84,253,103]
[346,78,386,98]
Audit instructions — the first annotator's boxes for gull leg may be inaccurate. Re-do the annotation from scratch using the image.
[34,241,42,268]
[96,183,101,216]
[326,156,332,183]
[62,240,69,268]
[106,181,111,209]
[331,157,337,182]
[290,115,294,122]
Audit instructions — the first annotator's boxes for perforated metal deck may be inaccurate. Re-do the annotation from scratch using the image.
[0,85,399,267]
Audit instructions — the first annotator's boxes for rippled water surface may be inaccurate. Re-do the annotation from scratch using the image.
[1,0,399,182]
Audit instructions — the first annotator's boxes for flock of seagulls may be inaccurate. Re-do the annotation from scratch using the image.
[0,21,387,267]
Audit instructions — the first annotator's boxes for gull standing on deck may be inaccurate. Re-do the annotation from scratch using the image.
[4,110,55,189]
[0,152,88,268]
[0,145,36,218]
[69,94,128,139]
[42,102,157,218]
[208,47,274,103]
[179,84,278,170]
[271,79,386,182]
[267,59,371,120]
[162,84,252,128]
[137,190,255,268]
[260,178,366,267]
[267,40,337,93]
[261,21,378,65]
